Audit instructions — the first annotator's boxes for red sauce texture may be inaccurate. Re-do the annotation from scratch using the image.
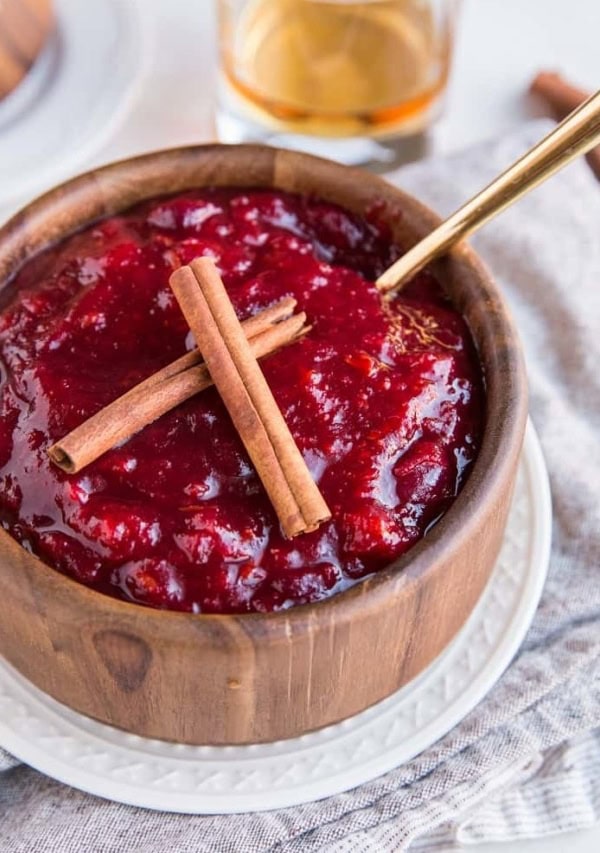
[0,189,483,613]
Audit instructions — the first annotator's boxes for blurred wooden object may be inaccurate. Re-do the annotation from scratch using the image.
[0,0,54,100]
[530,71,600,181]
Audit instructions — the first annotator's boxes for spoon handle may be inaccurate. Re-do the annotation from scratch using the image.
[376,89,600,295]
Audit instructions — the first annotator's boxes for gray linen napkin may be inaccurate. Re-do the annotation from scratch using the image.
[1,122,599,851]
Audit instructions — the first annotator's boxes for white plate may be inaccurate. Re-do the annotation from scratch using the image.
[0,0,148,210]
[0,420,551,814]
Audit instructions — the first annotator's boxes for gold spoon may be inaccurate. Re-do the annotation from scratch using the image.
[376,89,600,296]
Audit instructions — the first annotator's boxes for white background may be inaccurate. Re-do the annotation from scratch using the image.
[4,0,600,849]
[97,0,600,165]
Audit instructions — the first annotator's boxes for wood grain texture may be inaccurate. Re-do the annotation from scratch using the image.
[0,0,54,99]
[0,145,528,745]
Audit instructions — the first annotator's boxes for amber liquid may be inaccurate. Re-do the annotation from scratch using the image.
[220,0,453,138]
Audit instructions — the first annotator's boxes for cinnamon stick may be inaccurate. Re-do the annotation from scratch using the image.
[170,258,331,538]
[48,297,306,473]
[530,72,600,180]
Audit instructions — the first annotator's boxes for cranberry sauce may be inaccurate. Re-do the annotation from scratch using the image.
[0,189,483,613]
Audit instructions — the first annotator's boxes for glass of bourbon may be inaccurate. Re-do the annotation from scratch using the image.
[215,0,458,169]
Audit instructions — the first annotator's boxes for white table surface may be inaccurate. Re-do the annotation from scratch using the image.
[5,0,600,848]
[96,0,600,164]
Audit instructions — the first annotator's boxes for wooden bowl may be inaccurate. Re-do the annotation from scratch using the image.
[0,145,527,745]
[0,0,54,100]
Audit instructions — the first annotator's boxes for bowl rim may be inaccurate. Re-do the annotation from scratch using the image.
[0,143,528,634]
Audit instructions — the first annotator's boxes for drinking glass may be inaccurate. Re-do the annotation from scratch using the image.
[215,0,458,169]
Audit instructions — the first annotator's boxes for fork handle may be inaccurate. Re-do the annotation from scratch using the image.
[376,89,600,295]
